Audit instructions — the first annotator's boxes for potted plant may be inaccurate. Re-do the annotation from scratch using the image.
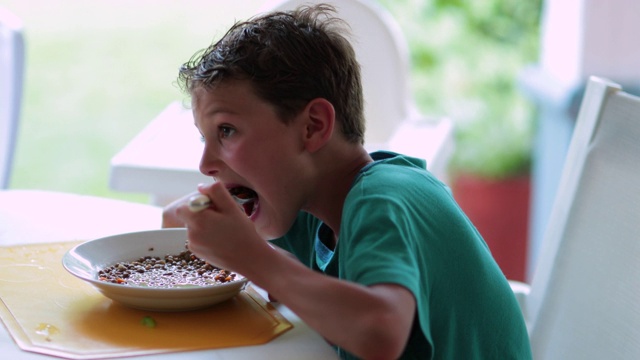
[448,89,534,282]
[378,0,542,281]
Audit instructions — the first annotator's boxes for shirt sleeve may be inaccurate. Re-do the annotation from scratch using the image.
[339,184,423,298]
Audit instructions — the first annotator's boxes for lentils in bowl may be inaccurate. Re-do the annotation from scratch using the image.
[63,228,248,311]
[98,247,238,288]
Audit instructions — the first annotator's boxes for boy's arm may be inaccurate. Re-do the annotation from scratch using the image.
[246,245,417,360]
[177,182,416,360]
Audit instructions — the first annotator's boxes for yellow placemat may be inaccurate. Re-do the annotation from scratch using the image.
[0,241,292,359]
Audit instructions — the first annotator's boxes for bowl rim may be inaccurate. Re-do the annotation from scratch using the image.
[62,228,248,294]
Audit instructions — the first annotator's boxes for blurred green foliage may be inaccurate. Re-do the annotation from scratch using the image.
[379,0,543,179]
[8,0,543,202]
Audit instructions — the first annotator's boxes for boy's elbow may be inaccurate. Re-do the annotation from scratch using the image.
[352,313,410,360]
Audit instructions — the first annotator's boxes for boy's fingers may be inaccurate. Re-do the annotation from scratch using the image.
[197,181,238,212]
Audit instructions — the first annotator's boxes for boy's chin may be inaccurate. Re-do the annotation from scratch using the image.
[258,230,284,241]
[256,224,289,241]
[254,211,299,241]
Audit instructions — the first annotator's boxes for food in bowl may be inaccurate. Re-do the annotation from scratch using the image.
[98,246,238,288]
[62,228,248,311]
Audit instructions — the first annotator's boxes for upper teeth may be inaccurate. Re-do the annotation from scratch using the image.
[232,195,254,205]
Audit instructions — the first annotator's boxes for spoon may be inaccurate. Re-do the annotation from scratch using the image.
[187,193,253,212]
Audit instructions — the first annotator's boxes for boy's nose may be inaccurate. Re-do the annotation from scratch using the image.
[199,148,222,177]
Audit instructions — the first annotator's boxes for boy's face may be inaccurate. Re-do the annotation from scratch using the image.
[192,80,310,240]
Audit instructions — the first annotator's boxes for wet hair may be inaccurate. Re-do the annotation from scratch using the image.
[177,4,365,144]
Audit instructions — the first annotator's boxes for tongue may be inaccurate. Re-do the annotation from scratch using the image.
[229,187,257,216]
[241,202,254,216]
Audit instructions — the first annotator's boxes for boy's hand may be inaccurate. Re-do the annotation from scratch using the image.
[161,191,201,228]
[175,182,269,273]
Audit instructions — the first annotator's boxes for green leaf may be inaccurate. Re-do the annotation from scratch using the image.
[140,316,157,328]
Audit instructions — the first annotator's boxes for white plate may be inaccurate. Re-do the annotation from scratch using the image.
[62,228,247,311]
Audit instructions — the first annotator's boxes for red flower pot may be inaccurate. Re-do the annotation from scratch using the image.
[452,174,531,281]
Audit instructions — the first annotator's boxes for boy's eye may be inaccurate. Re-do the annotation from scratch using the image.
[219,125,236,139]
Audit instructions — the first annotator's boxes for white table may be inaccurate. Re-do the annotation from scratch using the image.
[110,102,455,205]
[0,293,338,360]
[0,191,337,359]
[0,237,338,359]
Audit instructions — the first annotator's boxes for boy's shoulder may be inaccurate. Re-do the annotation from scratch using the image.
[351,151,451,200]
[359,151,431,183]
[369,150,426,169]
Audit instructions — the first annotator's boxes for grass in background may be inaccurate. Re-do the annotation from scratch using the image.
[6,0,539,203]
[5,0,265,202]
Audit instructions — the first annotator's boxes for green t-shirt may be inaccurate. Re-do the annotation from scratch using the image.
[272,151,532,359]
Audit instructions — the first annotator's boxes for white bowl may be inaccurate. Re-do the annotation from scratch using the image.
[62,228,247,312]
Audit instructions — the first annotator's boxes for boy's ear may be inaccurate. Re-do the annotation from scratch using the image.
[302,98,335,153]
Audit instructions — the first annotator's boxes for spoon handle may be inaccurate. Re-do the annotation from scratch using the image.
[188,194,211,212]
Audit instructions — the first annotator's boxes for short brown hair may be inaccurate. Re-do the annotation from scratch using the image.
[178,4,365,144]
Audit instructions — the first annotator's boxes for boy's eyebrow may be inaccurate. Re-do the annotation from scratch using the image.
[202,106,238,118]
[193,108,240,132]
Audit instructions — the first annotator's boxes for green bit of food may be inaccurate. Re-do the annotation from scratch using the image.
[141,316,157,328]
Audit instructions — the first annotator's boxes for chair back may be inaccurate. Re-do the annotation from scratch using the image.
[0,7,24,189]
[526,76,640,359]
[259,0,418,147]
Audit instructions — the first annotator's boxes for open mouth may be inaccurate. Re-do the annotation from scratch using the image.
[229,187,258,217]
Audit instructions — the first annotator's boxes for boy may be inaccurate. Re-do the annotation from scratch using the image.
[163,4,531,359]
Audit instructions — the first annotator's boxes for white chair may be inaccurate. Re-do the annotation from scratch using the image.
[0,7,161,245]
[259,0,454,178]
[0,7,23,189]
[510,76,640,359]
